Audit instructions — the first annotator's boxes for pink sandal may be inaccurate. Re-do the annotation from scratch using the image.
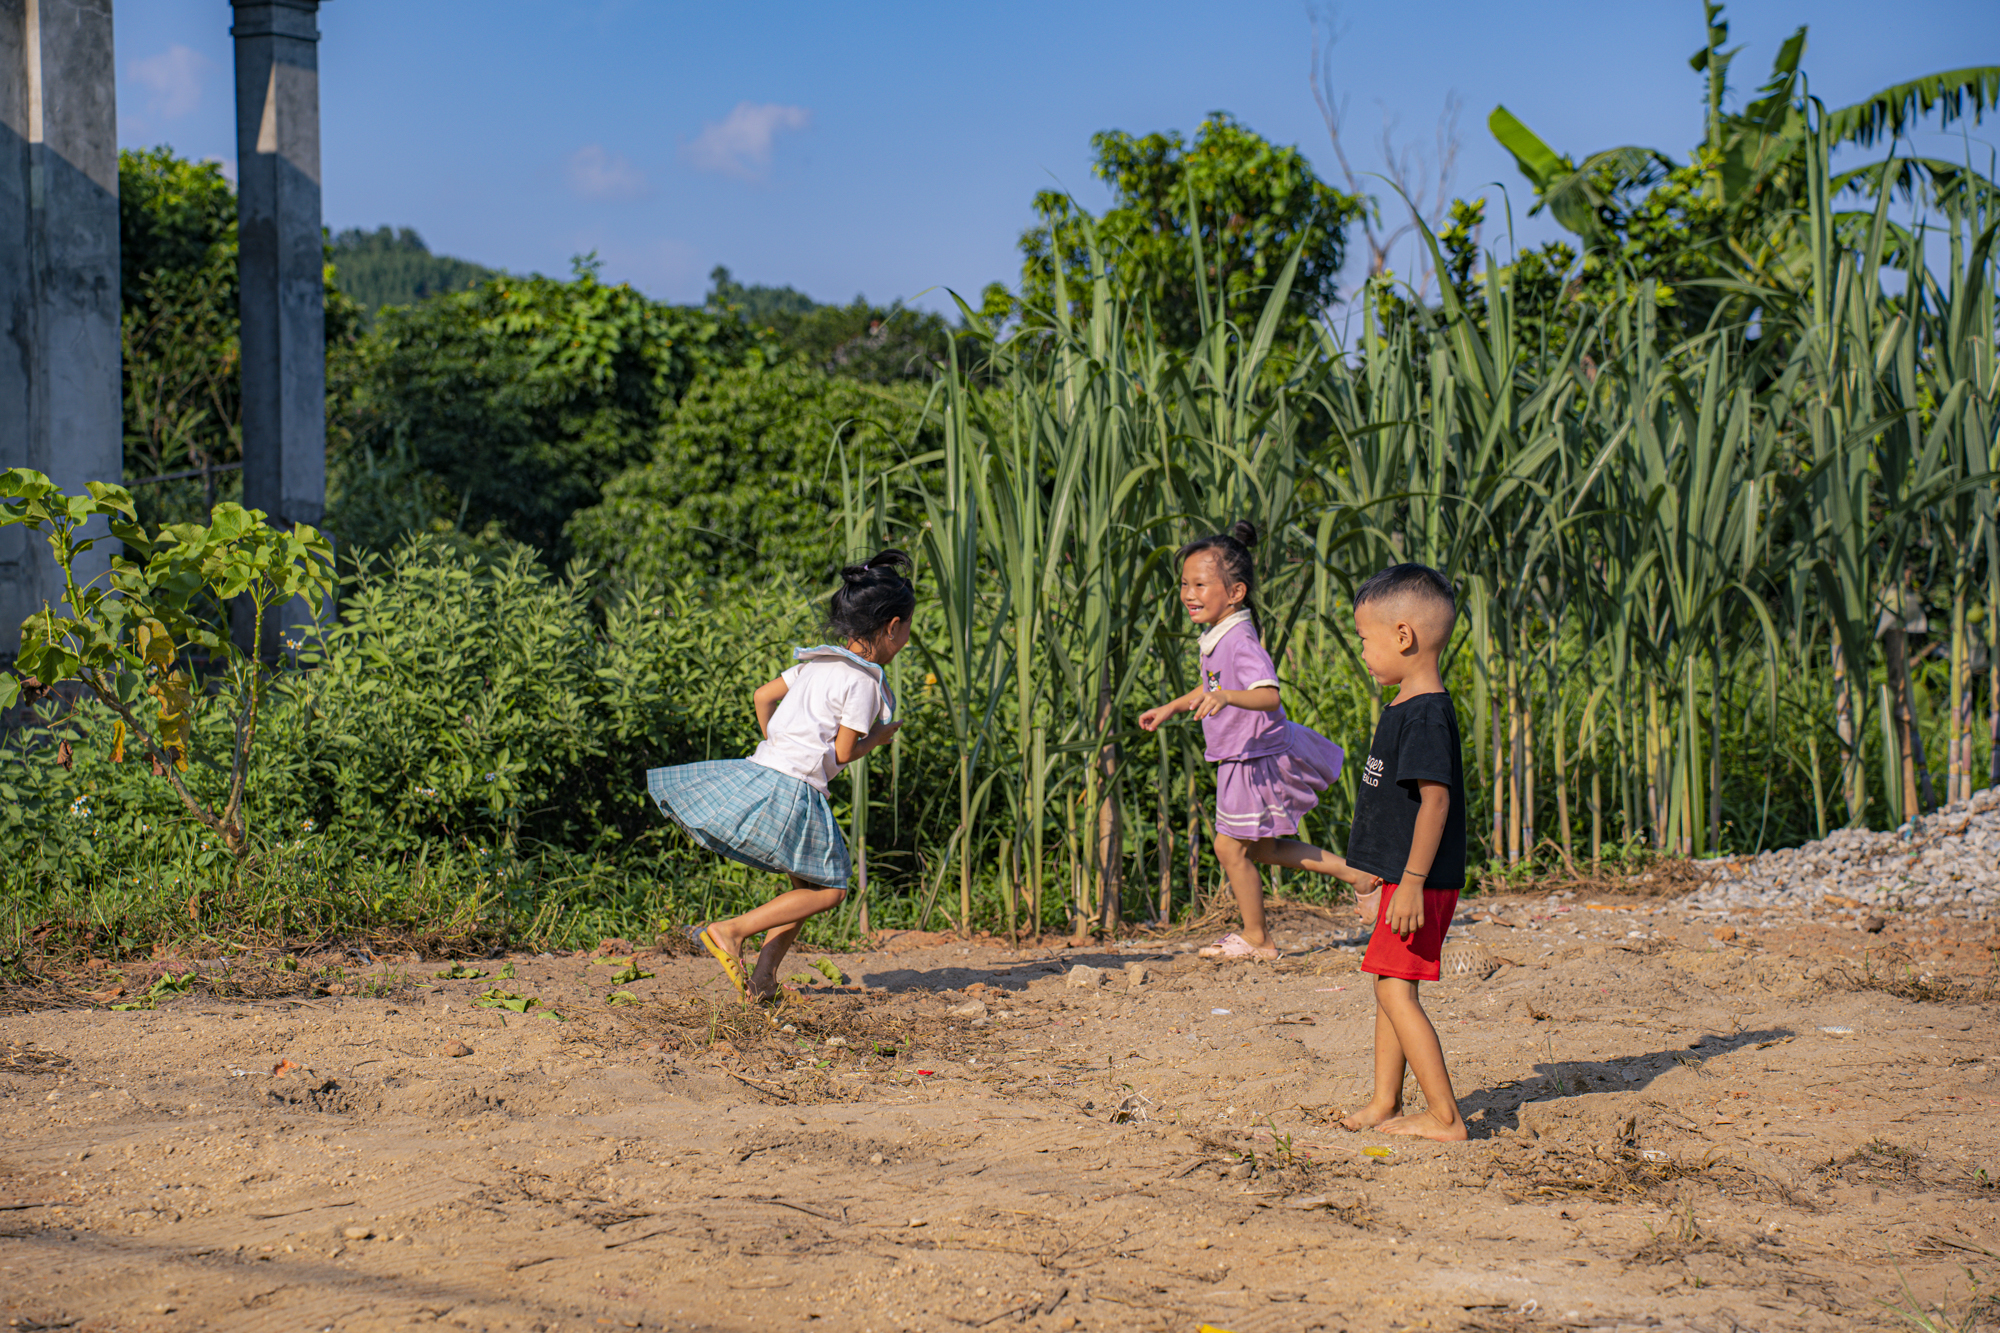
[1197,932,1279,961]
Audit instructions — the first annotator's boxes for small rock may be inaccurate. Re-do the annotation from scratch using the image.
[1124,962,1151,989]
[1862,915,1887,934]
[946,999,988,1020]
[441,1040,472,1058]
[1065,965,1103,990]
[869,1153,884,1166]
[1712,925,1738,942]
[825,1035,849,1048]
[341,1226,372,1241]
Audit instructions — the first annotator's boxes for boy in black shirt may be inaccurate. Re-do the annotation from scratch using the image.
[1338,563,1468,1142]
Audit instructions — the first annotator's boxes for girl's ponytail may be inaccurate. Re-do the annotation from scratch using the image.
[828,548,917,643]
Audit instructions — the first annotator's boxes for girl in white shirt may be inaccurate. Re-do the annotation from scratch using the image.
[648,551,913,1001]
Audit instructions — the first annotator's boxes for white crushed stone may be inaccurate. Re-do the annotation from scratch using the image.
[1687,786,2000,920]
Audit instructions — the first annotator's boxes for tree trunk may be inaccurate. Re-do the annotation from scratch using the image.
[1522,672,1538,860]
[1832,638,1865,827]
[959,753,973,933]
[1883,625,1921,820]
[1708,634,1723,854]
[1646,677,1664,848]
[1490,665,1507,862]
[1096,755,1122,938]
[1030,725,1046,937]
[1553,680,1573,870]
[1186,766,1201,913]
[1156,730,1172,924]
[1093,669,1121,938]
[1948,584,1968,805]
[1508,658,1524,863]
[1990,572,1999,788]
[1588,699,1602,868]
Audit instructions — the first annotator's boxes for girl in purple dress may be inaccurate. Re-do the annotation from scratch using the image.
[1139,522,1378,960]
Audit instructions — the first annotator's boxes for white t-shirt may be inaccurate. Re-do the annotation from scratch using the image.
[748,653,890,792]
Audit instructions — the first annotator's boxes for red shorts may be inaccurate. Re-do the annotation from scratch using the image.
[1361,883,1459,981]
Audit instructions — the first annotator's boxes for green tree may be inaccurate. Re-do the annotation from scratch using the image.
[566,364,932,593]
[706,265,958,383]
[330,259,776,557]
[1016,113,1363,346]
[117,149,240,511]
[1487,3,1998,339]
[117,148,361,527]
[329,226,499,324]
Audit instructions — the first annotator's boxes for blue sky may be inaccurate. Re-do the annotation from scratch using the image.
[115,0,2000,312]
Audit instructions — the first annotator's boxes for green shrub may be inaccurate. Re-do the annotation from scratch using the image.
[567,364,933,594]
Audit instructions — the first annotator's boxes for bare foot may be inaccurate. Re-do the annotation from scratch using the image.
[694,924,749,999]
[1338,1102,1400,1132]
[1379,1111,1468,1142]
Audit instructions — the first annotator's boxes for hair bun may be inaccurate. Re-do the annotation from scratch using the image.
[1228,520,1259,549]
[841,548,913,585]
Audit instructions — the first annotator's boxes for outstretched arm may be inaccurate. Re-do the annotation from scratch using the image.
[1190,685,1280,720]
[1138,684,1207,731]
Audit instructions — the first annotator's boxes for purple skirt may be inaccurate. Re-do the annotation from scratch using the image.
[1212,721,1345,841]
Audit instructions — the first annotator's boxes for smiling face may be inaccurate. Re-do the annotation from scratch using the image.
[1180,551,1246,626]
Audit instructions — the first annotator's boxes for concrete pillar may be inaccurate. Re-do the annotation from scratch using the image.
[231,0,324,649]
[0,0,123,658]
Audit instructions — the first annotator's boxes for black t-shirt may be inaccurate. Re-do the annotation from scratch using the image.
[1344,690,1467,891]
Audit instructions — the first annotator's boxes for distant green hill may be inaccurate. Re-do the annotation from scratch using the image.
[330,227,499,322]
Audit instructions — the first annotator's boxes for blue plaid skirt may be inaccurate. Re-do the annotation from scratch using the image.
[647,759,850,888]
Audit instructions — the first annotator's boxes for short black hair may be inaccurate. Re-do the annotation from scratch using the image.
[1353,562,1456,619]
[827,549,917,643]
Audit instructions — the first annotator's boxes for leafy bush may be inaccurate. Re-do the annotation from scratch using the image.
[329,259,779,557]
[566,365,934,593]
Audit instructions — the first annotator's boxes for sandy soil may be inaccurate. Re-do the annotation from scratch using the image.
[3,894,1996,1333]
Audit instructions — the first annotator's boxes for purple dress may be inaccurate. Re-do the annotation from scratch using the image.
[1198,612,1344,841]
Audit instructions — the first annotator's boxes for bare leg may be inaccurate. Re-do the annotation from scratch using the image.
[1374,977,1466,1142]
[1250,837,1346,878]
[1211,833,1270,950]
[1340,990,1407,1130]
[748,919,806,1001]
[711,880,845,1002]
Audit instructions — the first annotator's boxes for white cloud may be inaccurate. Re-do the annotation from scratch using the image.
[566,144,649,201]
[128,44,212,120]
[681,102,812,181]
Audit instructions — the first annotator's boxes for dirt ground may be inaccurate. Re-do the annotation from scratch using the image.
[3,892,1997,1333]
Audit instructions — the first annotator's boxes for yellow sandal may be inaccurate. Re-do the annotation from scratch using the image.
[692,926,748,998]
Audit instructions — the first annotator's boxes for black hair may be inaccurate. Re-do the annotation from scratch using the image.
[1353,562,1457,620]
[827,549,917,644]
[1176,521,1260,618]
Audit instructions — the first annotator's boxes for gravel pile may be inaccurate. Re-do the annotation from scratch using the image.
[1686,786,2000,920]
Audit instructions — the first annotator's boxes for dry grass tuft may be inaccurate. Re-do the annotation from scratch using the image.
[610,988,1004,1105]
[1821,955,1997,1004]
